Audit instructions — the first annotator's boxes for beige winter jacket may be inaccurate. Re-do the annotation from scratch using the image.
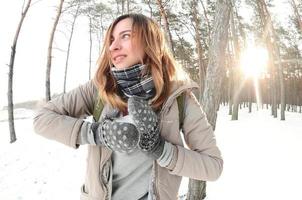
[33,79,223,200]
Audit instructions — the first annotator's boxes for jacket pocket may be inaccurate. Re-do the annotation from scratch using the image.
[101,159,111,184]
[80,184,89,200]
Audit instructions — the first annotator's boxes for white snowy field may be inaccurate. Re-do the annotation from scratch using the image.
[0,105,301,200]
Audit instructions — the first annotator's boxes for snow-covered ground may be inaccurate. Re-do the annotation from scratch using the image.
[0,106,301,200]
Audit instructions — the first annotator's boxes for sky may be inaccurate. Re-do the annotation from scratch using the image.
[0,0,99,109]
[0,0,295,109]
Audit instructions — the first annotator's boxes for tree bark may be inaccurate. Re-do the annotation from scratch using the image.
[121,0,125,14]
[255,0,277,117]
[115,0,120,15]
[63,2,80,94]
[8,0,32,143]
[144,0,153,18]
[127,0,130,13]
[230,9,240,120]
[155,0,175,55]
[230,0,248,119]
[46,0,64,101]
[258,0,285,120]
[226,41,233,115]
[191,0,206,101]
[187,0,231,199]
[291,0,302,31]
[248,79,252,113]
[199,0,211,43]
[89,16,93,80]
[201,0,231,127]
[228,59,233,115]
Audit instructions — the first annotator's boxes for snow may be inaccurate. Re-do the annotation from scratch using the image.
[0,110,86,200]
[206,106,302,200]
[0,106,301,200]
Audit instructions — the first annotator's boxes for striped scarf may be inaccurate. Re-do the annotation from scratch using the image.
[111,64,155,100]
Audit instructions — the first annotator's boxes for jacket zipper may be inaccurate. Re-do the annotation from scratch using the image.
[154,85,197,199]
[152,161,159,200]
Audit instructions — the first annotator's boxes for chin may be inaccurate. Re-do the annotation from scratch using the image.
[118,64,133,69]
[115,65,127,69]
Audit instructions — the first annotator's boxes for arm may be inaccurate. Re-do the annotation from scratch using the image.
[33,80,97,148]
[169,91,223,181]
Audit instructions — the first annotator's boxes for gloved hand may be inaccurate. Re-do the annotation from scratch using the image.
[91,117,140,153]
[128,96,165,159]
[79,108,139,153]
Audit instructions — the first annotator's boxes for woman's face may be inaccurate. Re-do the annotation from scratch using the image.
[109,18,145,69]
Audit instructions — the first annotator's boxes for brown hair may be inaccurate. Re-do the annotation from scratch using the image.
[94,13,187,113]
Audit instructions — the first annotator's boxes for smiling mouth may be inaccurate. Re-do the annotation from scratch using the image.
[114,55,126,62]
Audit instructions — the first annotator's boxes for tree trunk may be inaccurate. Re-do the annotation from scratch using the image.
[231,0,248,118]
[99,12,105,54]
[187,1,231,199]
[271,70,278,117]
[46,0,64,101]
[256,0,278,118]
[268,44,278,118]
[121,0,125,14]
[258,0,285,120]
[63,2,80,94]
[248,79,252,113]
[226,43,233,115]
[199,0,211,43]
[115,0,120,15]
[127,0,130,13]
[8,0,32,143]
[230,9,240,120]
[291,0,302,31]
[145,0,153,17]
[89,17,93,80]
[191,0,206,102]
[155,0,175,55]
[262,1,285,120]
[228,67,233,115]
[201,0,231,136]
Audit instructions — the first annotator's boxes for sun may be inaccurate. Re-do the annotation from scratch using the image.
[240,46,269,78]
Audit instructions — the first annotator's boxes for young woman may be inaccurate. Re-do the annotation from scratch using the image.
[33,13,223,200]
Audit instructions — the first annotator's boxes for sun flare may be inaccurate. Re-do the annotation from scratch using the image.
[240,46,269,78]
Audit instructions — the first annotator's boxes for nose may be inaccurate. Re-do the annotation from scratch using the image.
[109,38,121,52]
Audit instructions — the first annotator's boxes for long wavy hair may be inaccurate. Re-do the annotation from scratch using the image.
[94,13,187,113]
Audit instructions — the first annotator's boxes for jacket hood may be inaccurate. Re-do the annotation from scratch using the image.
[158,79,199,114]
[169,79,199,97]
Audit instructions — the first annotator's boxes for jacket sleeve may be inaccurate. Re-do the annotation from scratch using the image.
[169,91,223,181]
[33,80,98,148]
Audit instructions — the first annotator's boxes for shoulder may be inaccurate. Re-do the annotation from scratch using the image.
[76,79,99,101]
[169,79,199,96]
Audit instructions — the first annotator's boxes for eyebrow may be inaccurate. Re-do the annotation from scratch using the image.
[111,29,132,39]
[119,30,132,35]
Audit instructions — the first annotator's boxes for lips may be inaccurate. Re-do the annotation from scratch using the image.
[113,55,126,62]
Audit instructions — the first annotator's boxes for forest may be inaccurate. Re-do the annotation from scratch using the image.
[4,0,302,199]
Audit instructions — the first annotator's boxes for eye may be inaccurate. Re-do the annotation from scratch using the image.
[121,33,130,39]
[109,37,114,44]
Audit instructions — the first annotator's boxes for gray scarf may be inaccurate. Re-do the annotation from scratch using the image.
[111,64,155,100]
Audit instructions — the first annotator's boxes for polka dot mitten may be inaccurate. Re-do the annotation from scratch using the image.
[127,96,165,159]
[95,117,140,153]
[86,108,139,153]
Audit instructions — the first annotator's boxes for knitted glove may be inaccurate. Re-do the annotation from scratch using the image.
[78,108,139,153]
[128,96,165,159]
[91,116,140,153]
